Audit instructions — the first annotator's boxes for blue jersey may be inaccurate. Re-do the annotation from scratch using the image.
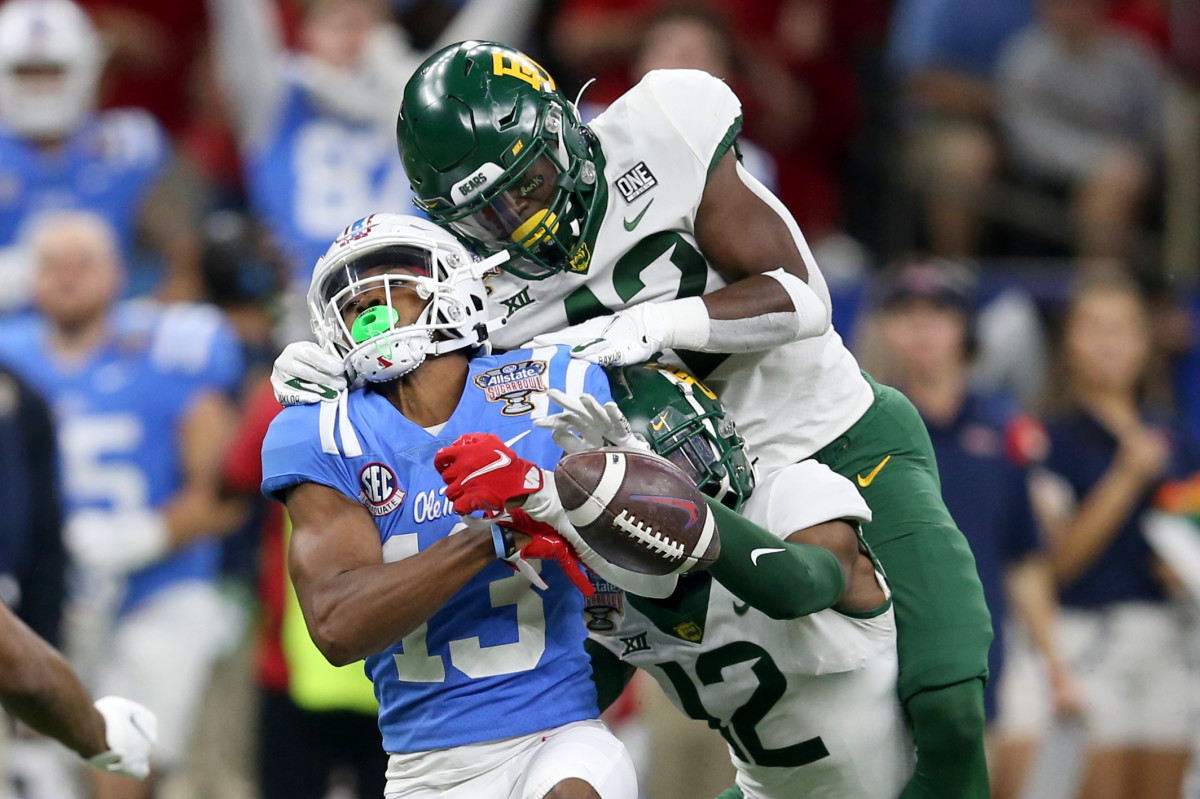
[0,110,167,258]
[1044,409,1200,608]
[246,73,414,286]
[0,301,243,613]
[261,347,610,753]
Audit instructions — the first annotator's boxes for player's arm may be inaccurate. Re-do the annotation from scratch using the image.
[286,481,499,666]
[0,601,158,780]
[207,0,287,146]
[566,148,832,365]
[65,391,249,575]
[705,499,883,618]
[162,391,250,547]
[0,601,107,759]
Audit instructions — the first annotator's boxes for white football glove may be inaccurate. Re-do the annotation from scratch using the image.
[88,696,157,780]
[535,389,650,454]
[528,305,668,366]
[65,511,169,576]
[271,342,348,406]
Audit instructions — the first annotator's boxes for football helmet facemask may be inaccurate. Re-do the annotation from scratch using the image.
[397,41,603,280]
[605,363,756,511]
[308,213,505,383]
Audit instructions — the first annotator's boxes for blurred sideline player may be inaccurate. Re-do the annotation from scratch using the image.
[0,0,182,309]
[438,363,915,798]
[260,213,639,799]
[0,598,157,781]
[871,261,1082,797]
[274,42,993,797]
[0,211,246,799]
[207,0,538,339]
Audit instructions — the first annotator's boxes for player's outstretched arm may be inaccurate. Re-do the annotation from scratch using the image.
[0,603,156,778]
[562,151,833,365]
[286,481,498,666]
[704,499,883,619]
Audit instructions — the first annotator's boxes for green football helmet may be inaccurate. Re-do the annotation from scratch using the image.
[396,41,604,280]
[605,363,756,511]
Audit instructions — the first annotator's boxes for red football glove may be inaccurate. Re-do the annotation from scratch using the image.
[506,515,594,598]
[434,433,545,514]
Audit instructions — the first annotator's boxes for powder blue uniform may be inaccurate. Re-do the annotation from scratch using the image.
[0,110,167,257]
[0,301,243,613]
[246,73,414,286]
[261,346,609,754]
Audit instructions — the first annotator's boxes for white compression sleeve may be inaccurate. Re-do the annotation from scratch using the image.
[655,267,829,353]
[523,472,679,599]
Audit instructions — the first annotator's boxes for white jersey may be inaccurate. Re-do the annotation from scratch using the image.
[590,461,914,799]
[484,69,874,469]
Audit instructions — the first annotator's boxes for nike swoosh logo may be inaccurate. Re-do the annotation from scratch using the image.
[650,414,669,432]
[461,450,512,484]
[856,455,892,488]
[732,600,750,616]
[750,547,786,565]
[623,199,654,231]
[285,377,337,400]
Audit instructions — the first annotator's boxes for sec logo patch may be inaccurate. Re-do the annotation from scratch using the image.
[359,463,406,516]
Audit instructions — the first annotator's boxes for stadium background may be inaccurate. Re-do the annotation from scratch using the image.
[0,0,1198,797]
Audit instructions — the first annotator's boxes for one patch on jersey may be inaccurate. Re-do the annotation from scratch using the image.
[473,360,548,416]
[614,161,657,203]
[359,462,406,516]
[584,576,625,633]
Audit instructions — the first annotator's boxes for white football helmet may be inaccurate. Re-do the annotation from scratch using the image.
[308,213,505,383]
[0,0,103,139]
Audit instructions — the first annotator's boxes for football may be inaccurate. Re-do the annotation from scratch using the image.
[555,447,720,576]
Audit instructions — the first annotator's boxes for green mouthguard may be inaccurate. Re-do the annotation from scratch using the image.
[350,306,399,343]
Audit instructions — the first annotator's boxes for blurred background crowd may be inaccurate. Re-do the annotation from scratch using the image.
[0,0,1198,797]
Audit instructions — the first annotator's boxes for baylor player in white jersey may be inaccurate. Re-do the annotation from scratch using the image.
[478,68,872,469]
[272,42,992,797]
[531,363,913,798]
[591,462,912,799]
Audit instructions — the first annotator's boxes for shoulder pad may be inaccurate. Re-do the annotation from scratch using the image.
[623,70,742,171]
[753,460,872,536]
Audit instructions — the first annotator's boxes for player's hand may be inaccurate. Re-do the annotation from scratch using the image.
[271,342,347,405]
[89,696,157,780]
[520,530,595,597]
[527,306,666,366]
[434,433,545,514]
[535,389,650,454]
[65,511,169,576]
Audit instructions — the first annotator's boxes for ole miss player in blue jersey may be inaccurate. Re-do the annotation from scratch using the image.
[208,0,537,339]
[0,0,176,310]
[0,211,246,799]
[261,214,639,799]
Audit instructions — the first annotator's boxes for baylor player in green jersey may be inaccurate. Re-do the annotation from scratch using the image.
[271,41,990,797]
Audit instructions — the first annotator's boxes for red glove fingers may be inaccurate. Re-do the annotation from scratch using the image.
[519,531,595,597]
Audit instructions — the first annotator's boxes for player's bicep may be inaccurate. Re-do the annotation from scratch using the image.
[695,150,809,284]
[785,520,860,575]
[180,390,240,490]
[285,481,382,610]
